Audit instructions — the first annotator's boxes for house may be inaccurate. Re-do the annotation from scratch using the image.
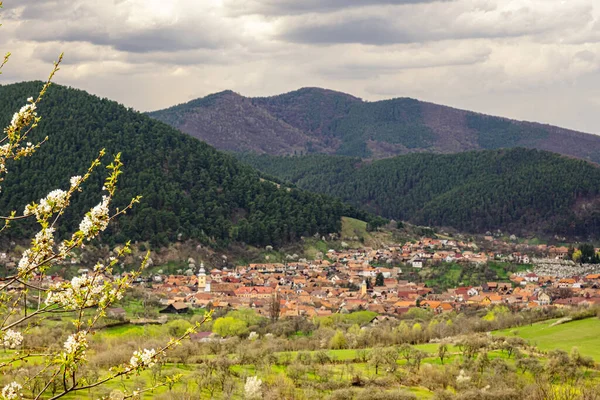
[435,303,454,313]
[371,315,398,324]
[549,246,569,260]
[412,259,424,269]
[524,273,539,283]
[159,302,190,314]
[558,279,576,288]
[485,282,498,291]
[107,307,127,320]
[536,292,551,306]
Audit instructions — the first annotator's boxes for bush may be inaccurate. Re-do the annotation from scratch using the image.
[327,388,356,400]
[433,390,456,400]
[359,389,417,400]
[166,319,193,337]
[458,389,520,400]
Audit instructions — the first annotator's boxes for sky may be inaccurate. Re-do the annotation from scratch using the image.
[1,0,599,134]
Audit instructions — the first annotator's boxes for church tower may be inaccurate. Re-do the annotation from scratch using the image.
[360,279,367,296]
[197,262,206,289]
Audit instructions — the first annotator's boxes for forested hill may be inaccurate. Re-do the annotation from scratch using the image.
[0,81,373,247]
[150,87,600,162]
[237,149,600,239]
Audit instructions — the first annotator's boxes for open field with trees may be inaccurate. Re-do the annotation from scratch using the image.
[4,298,600,399]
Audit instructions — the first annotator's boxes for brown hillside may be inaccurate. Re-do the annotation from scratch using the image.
[149,88,600,162]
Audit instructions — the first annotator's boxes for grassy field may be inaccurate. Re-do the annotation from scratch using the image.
[341,217,370,241]
[12,318,598,399]
[494,317,600,360]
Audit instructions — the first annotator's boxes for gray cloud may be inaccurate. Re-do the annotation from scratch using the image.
[278,2,594,45]
[16,21,229,54]
[1,0,599,135]
[315,42,492,80]
[282,17,412,45]
[225,0,453,16]
[10,0,233,53]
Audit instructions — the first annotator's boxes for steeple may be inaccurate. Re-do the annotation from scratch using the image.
[197,262,207,289]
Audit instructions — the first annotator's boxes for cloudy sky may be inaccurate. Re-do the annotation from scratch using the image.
[1,0,599,133]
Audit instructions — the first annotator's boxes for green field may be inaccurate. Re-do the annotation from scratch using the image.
[341,217,369,241]
[494,317,600,360]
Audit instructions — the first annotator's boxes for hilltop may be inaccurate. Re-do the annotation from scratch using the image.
[237,149,600,239]
[150,87,600,162]
[0,82,373,248]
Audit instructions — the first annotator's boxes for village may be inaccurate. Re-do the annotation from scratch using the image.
[144,238,600,318]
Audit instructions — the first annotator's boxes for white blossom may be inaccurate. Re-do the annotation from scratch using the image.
[17,249,35,273]
[24,189,68,219]
[9,101,37,131]
[57,243,68,256]
[456,369,471,385]
[130,348,157,368]
[63,331,88,359]
[248,331,259,341]
[64,331,87,354]
[17,227,55,273]
[1,382,22,399]
[79,196,110,238]
[34,227,55,246]
[69,175,82,188]
[45,273,110,310]
[244,376,262,400]
[2,330,23,349]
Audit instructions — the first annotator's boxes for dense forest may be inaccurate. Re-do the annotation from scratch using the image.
[151,87,600,162]
[0,82,375,247]
[255,90,436,157]
[237,149,600,238]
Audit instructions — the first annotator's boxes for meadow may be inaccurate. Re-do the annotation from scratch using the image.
[494,317,600,361]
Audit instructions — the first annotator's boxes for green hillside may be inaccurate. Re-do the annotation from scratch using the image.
[256,92,436,157]
[494,318,600,361]
[237,149,600,238]
[0,82,373,247]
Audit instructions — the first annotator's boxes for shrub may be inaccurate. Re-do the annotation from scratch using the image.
[359,389,417,400]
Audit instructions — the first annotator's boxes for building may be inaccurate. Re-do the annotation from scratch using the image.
[159,302,190,314]
[197,262,207,289]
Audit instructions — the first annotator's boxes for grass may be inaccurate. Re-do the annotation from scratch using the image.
[487,262,530,280]
[303,239,331,259]
[494,317,600,361]
[341,217,369,240]
[276,344,463,364]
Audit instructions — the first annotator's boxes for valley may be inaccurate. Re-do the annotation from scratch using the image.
[3,1,600,398]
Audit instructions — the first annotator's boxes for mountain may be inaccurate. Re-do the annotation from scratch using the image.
[148,90,325,155]
[0,82,374,247]
[149,87,600,162]
[237,149,600,239]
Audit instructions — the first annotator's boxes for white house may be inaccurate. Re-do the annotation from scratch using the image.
[524,273,539,283]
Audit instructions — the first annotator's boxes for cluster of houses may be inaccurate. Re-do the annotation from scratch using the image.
[147,241,600,317]
[5,238,598,318]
